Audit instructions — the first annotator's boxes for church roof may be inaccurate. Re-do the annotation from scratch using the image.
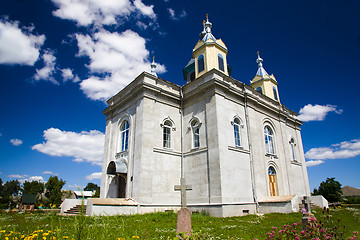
[254,51,277,82]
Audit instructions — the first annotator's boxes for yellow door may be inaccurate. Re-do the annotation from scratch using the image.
[269,174,278,196]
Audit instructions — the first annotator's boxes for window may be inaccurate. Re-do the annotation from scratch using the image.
[191,120,200,148]
[273,87,278,101]
[120,120,129,152]
[289,138,296,161]
[264,126,275,154]
[256,87,263,94]
[163,120,172,148]
[233,118,241,146]
[198,55,205,73]
[218,54,224,71]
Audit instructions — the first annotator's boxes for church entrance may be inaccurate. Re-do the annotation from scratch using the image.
[268,166,278,196]
[118,173,127,198]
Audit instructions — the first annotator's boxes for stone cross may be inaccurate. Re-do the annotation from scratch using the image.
[302,196,312,213]
[174,178,192,208]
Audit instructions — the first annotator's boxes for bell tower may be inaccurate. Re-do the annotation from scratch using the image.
[183,15,231,82]
[250,52,280,102]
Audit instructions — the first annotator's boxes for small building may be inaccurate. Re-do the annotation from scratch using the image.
[21,194,36,211]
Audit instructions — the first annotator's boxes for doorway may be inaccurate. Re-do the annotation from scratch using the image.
[118,173,127,198]
[268,166,278,196]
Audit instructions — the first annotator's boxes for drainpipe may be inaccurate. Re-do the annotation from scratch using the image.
[180,87,184,179]
[242,83,259,212]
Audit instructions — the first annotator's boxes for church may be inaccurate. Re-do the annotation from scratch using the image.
[93,16,326,217]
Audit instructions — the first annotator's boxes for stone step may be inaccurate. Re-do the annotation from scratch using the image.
[64,205,87,215]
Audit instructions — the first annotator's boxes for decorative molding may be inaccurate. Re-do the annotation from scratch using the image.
[184,146,208,156]
[153,147,181,156]
[291,160,302,166]
[228,146,250,154]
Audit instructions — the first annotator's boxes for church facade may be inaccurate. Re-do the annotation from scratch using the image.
[99,16,312,217]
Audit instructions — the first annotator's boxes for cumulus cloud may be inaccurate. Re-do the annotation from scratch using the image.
[61,68,80,82]
[306,160,325,167]
[32,128,105,165]
[297,104,343,122]
[52,0,155,27]
[8,174,28,179]
[305,139,360,161]
[10,139,23,146]
[28,176,45,182]
[86,172,102,180]
[34,50,58,84]
[76,29,166,100]
[167,8,187,20]
[0,18,45,65]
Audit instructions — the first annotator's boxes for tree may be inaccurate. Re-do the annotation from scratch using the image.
[1,180,21,208]
[45,176,66,207]
[313,177,342,203]
[22,180,45,195]
[84,182,100,197]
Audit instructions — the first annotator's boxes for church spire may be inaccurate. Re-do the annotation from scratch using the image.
[201,14,217,42]
[256,51,270,78]
[150,56,157,77]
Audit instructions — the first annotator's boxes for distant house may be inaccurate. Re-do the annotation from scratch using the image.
[74,191,94,199]
[22,194,36,211]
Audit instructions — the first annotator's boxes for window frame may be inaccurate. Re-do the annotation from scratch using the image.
[289,138,296,161]
[264,125,275,155]
[120,120,130,152]
[218,54,224,72]
[273,86,278,101]
[198,55,205,73]
[233,118,242,147]
[190,118,201,149]
[163,120,172,149]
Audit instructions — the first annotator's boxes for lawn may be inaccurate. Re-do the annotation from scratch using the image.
[0,207,359,239]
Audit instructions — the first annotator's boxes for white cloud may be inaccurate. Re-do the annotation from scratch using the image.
[10,139,23,146]
[0,18,45,65]
[34,50,58,84]
[52,0,155,27]
[8,174,28,179]
[42,171,54,175]
[306,160,325,167]
[305,139,360,161]
[76,29,166,101]
[167,8,187,20]
[86,172,102,180]
[133,0,156,19]
[297,104,343,122]
[61,68,80,82]
[32,128,105,165]
[28,176,45,182]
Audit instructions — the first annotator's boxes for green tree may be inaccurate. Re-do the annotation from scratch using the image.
[313,177,342,203]
[45,176,66,207]
[1,180,21,208]
[84,182,100,197]
[22,180,45,195]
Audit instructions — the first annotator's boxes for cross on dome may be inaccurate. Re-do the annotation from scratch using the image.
[201,14,217,42]
[256,51,270,78]
[150,56,157,77]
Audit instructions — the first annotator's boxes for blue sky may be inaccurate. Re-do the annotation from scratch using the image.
[0,0,359,192]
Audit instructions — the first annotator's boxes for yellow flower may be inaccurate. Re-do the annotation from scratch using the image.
[1,230,6,233]
[63,237,68,239]
[117,238,125,240]
[132,236,140,239]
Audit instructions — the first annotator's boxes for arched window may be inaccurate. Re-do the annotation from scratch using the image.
[273,87,278,101]
[233,118,241,147]
[120,120,129,152]
[268,166,278,196]
[198,55,205,73]
[289,138,296,161]
[191,120,200,148]
[218,54,224,71]
[256,87,263,94]
[264,126,275,154]
[163,120,172,148]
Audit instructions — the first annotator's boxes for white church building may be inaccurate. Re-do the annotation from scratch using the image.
[87,16,328,217]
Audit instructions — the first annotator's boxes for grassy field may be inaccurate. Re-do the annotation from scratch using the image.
[0,207,359,239]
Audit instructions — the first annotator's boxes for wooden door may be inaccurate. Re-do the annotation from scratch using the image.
[269,175,278,196]
[118,173,127,198]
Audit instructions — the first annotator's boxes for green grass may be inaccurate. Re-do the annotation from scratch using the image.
[0,207,359,239]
